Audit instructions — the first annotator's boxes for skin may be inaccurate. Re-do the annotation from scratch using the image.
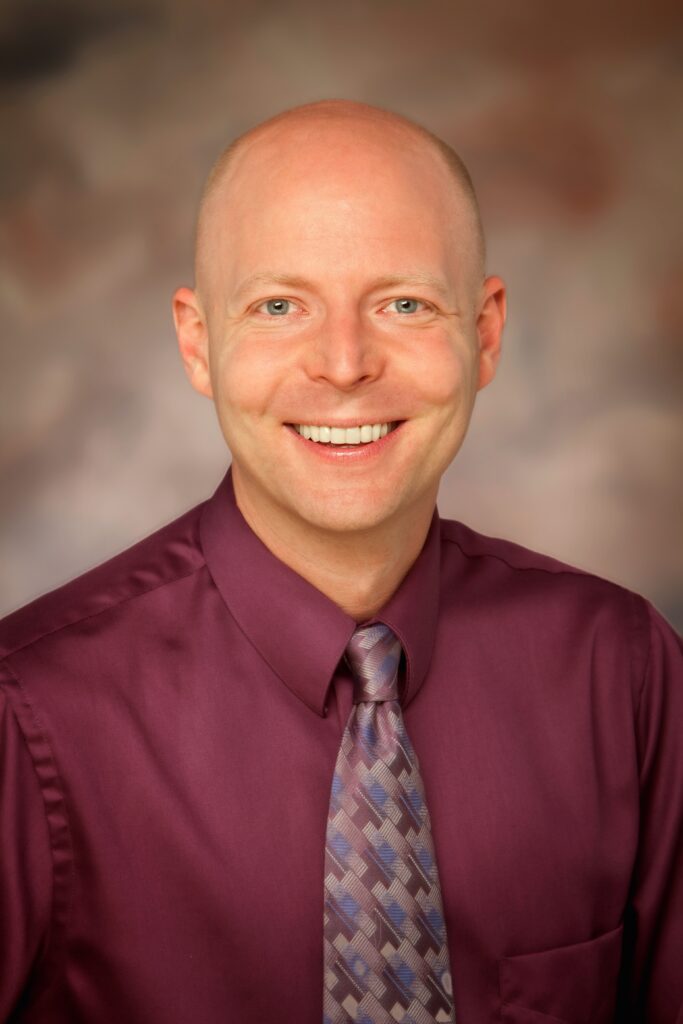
[173,101,506,621]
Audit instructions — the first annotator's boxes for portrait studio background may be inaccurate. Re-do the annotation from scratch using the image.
[1,0,682,630]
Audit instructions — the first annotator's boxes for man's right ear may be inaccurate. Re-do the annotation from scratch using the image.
[172,286,214,399]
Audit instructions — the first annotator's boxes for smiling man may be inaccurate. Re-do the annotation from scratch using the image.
[175,102,503,623]
[1,101,681,1024]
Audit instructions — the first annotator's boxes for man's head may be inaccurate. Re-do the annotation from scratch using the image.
[173,99,505,545]
[192,102,487,309]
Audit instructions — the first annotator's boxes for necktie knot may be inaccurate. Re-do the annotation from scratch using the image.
[345,623,401,703]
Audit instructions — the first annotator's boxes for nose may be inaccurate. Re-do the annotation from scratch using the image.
[305,307,383,390]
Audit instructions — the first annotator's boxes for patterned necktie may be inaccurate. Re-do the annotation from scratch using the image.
[323,623,456,1023]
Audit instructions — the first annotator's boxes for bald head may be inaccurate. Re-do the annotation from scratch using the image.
[173,99,506,553]
[193,100,486,305]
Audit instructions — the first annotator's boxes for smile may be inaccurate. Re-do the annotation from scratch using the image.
[289,422,398,445]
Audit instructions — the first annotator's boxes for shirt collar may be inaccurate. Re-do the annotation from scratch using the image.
[199,466,441,717]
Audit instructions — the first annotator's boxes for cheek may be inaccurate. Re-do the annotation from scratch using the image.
[413,332,477,410]
[211,332,290,417]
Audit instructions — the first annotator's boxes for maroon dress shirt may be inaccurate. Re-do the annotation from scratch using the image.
[1,466,681,1023]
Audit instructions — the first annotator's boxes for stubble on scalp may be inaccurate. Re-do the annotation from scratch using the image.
[193,99,486,307]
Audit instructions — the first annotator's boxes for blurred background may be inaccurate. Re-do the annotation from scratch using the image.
[1,0,681,628]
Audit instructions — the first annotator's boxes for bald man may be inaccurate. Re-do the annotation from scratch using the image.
[1,101,681,1024]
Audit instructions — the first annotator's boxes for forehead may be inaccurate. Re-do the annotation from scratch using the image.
[198,119,474,294]
[229,120,455,215]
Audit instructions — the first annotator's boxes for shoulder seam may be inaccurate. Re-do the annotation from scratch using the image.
[2,562,206,661]
[441,531,613,586]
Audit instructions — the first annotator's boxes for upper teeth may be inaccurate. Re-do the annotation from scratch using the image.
[294,423,392,444]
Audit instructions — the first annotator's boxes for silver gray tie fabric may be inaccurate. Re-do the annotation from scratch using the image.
[323,623,456,1023]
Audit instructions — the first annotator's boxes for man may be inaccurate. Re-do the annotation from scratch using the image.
[0,100,681,1023]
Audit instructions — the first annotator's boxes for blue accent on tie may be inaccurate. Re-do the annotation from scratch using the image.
[337,890,360,921]
[416,845,433,874]
[368,780,388,808]
[387,955,416,997]
[343,948,370,980]
[329,832,352,861]
[406,785,424,815]
[395,960,416,988]
[383,897,407,929]
[359,719,377,747]
[375,839,397,867]
[426,906,446,941]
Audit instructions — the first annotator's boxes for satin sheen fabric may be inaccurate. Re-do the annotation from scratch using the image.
[323,624,456,1023]
[0,465,681,1023]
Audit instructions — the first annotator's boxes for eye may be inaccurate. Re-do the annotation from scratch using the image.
[256,298,298,316]
[385,298,426,315]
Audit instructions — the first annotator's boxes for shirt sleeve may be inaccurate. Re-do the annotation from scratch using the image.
[618,598,683,1022]
[0,684,53,1020]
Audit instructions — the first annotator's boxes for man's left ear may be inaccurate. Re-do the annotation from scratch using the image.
[172,286,213,399]
[475,275,506,391]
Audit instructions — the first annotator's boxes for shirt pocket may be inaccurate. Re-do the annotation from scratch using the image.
[498,922,624,1024]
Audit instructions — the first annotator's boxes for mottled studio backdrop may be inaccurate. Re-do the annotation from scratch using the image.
[1,0,682,628]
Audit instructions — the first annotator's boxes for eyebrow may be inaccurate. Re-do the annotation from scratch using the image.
[233,273,315,300]
[367,274,453,300]
[233,271,454,302]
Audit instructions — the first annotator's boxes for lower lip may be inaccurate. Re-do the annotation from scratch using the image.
[285,423,405,461]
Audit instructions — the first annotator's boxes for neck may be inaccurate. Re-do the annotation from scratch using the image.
[232,471,435,622]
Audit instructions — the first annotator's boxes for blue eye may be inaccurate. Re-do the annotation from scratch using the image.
[390,298,422,314]
[262,299,292,316]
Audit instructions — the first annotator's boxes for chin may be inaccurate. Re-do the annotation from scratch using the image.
[285,493,390,534]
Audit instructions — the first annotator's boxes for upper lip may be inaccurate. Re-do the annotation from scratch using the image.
[285,418,404,427]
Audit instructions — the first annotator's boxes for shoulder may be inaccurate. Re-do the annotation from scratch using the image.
[440,515,629,592]
[441,514,615,579]
[438,515,653,655]
[0,500,207,662]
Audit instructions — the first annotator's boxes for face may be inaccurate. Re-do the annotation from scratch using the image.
[175,120,505,542]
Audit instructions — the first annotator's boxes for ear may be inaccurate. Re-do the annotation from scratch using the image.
[172,286,213,399]
[475,275,506,391]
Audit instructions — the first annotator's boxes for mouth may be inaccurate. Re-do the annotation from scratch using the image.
[284,421,402,447]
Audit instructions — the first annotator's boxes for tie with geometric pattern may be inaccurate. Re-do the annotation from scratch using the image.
[323,623,456,1023]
